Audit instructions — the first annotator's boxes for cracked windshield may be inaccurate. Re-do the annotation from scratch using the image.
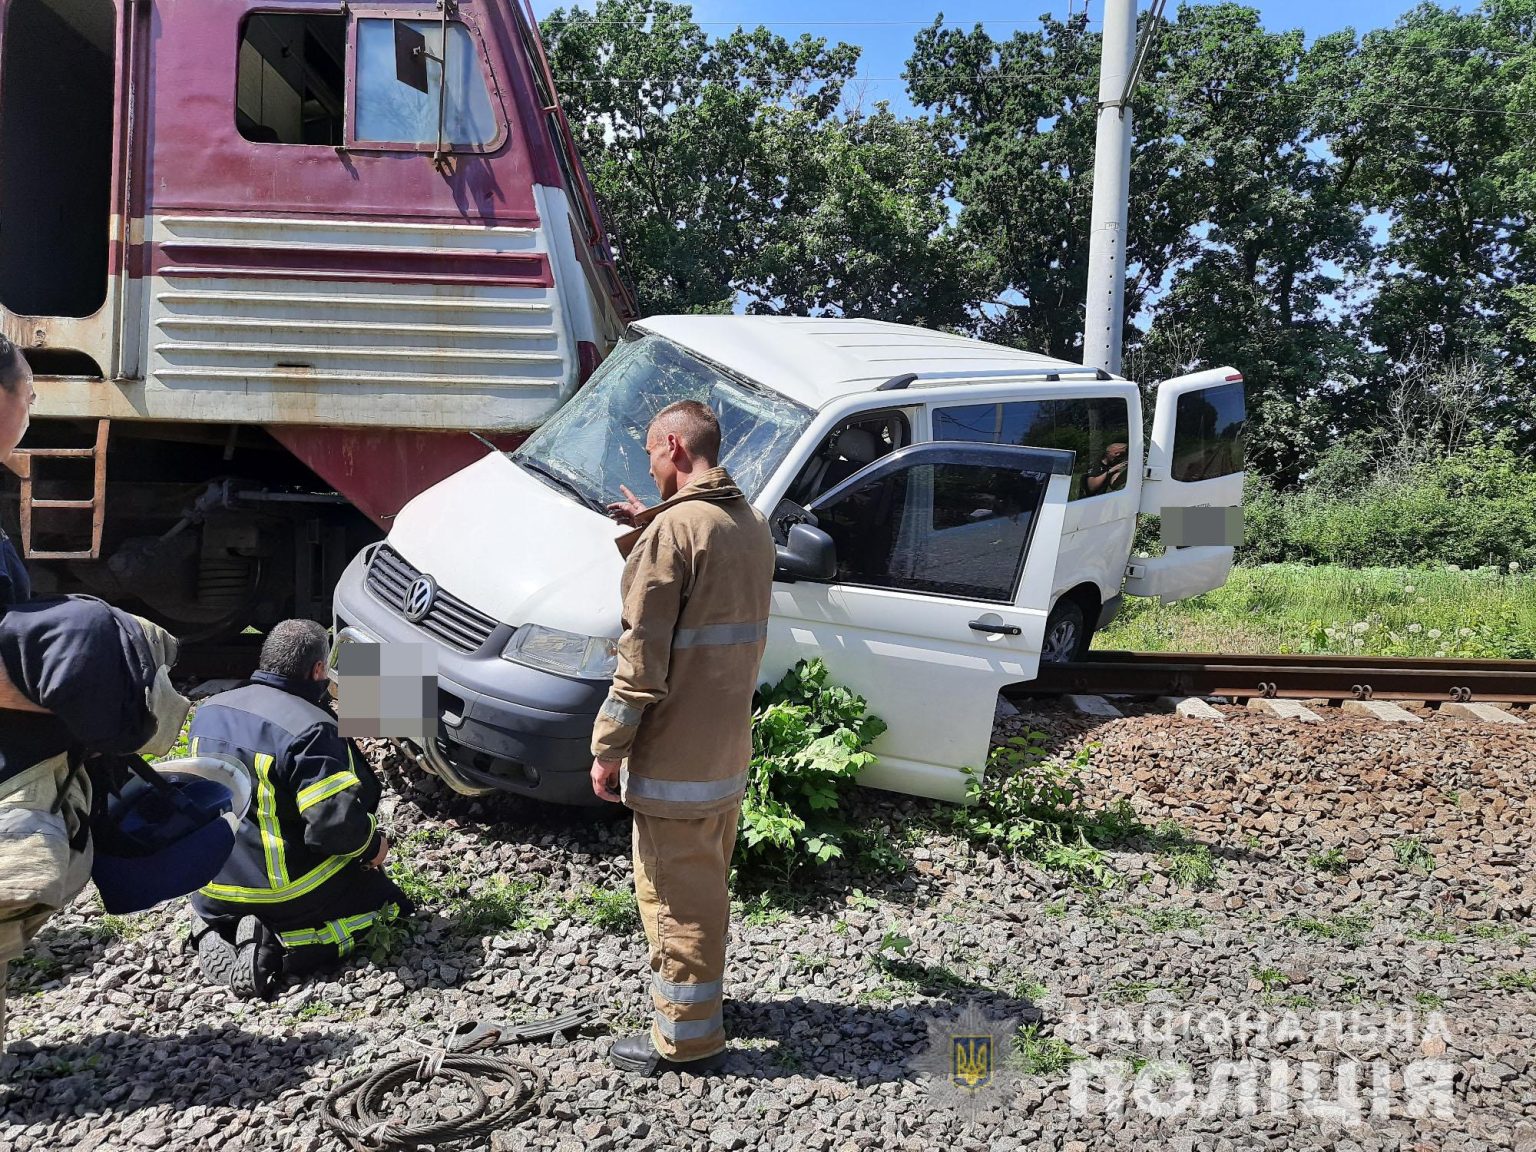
[513,334,814,507]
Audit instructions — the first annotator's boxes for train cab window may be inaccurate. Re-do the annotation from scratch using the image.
[355,20,498,147]
[0,0,115,317]
[236,14,346,146]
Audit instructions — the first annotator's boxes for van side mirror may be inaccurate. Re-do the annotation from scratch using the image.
[775,523,836,582]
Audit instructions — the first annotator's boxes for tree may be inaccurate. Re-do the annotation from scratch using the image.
[540,0,971,325]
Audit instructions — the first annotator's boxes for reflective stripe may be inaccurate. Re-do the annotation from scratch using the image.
[253,753,288,888]
[199,853,351,905]
[279,909,388,956]
[622,768,747,805]
[600,696,644,728]
[653,974,722,1005]
[296,771,360,812]
[189,737,199,756]
[673,619,768,649]
[654,1010,723,1042]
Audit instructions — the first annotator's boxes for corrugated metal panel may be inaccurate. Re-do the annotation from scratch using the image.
[143,214,575,430]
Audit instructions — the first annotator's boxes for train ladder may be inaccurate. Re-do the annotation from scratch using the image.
[5,418,109,560]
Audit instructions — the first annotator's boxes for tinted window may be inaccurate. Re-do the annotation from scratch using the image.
[813,461,1045,602]
[934,397,1131,500]
[1172,382,1246,482]
[356,20,498,146]
[236,14,346,146]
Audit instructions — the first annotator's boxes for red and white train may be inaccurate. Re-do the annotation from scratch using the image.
[0,0,633,636]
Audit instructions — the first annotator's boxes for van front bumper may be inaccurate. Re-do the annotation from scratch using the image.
[332,549,607,806]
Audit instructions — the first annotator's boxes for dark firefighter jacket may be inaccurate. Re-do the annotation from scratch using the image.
[189,673,384,927]
[0,595,180,785]
[0,528,30,613]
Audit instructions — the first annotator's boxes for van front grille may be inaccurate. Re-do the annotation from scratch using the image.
[366,544,500,654]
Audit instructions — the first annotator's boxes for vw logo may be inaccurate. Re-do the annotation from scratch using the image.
[403,575,437,623]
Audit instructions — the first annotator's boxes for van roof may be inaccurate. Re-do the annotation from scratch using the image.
[635,316,1119,408]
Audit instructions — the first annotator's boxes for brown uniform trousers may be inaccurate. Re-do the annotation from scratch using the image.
[633,805,739,1059]
[591,468,775,1063]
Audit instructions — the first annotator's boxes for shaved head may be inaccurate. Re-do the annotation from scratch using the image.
[650,401,720,466]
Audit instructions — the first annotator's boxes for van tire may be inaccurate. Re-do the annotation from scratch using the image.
[1041,600,1088,664]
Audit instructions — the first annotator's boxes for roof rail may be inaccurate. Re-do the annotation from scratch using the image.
[876,373,919,392]
[903,366,1111,389]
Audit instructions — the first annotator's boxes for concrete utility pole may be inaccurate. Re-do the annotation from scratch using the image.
[1082,0,1139,376]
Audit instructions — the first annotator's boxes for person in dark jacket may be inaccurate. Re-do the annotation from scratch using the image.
[188,619,410,998]
[1,336,37,611]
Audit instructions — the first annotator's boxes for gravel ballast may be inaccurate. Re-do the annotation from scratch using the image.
[3,702,1533,1151]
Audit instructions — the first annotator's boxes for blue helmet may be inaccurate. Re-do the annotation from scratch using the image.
[91,754,251,915]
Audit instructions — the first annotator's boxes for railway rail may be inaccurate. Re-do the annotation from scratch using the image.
[178,642,1536,709]
[1011,651,1536,706]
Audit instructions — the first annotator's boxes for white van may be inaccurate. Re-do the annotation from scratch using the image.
[331,317,1244,804]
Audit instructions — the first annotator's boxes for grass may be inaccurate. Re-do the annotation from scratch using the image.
[564,886,641,934]
[1148,822,1220,890]
[1008,1025,1081,1077]
[1288,914,1372,947]
[1393,838,1436,875]
[1469,924,1532,947]
[1252,966,1285,994]
[1096,563,1536,659]
[1415,991,1446,1008]
[1493,969,1536,993]
[1131,907,1206,933]
[733,892,792,927]
[457,878,550,936]
[1307,848,1349,875]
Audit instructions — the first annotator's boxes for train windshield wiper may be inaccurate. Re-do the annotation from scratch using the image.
[515,458,609,517]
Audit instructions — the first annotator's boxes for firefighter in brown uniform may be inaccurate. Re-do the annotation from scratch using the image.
[592,400,775,1075]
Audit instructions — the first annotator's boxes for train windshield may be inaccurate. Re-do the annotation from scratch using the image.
[514,335,813,510]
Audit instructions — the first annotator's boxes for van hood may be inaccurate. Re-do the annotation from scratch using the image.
[386,452,627,637]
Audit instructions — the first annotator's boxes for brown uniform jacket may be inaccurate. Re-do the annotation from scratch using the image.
[590,467,775,818]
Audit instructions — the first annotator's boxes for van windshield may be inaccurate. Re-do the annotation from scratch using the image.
[514,334,814,509]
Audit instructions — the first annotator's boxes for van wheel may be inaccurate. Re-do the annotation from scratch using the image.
[1041,600,1088,664]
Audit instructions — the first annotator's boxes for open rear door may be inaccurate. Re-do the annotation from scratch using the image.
[1127,367,1246,602]
[762,442,1073,803]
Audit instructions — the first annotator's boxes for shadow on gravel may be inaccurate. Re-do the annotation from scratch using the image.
[0,1026,358,1121]
[722,993,1043,1084]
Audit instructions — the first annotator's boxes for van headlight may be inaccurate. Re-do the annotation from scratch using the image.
[501,624,617,679]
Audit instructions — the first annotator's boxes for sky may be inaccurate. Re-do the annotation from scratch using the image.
[532,0,1432,117]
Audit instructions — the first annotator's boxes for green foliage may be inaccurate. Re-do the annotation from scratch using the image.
[541,0,970,325]
[1307,848,1349,875]
[1494,969,1536,993]
[1100,560,1536,659]
[1148,821,1220,890]
[949,732,1142,884]
[564,886,641,934]
[1243,442,1536,575]
[1393,838,1436,875]
[738,660,886,875]
[1289,914,1372,947]
[457,878,551,936]
[1008,1025,1082,1078]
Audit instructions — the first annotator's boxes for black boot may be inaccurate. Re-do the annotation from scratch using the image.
[608,1032,724,1076]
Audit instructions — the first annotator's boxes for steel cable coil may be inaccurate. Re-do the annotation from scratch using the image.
[319,1050,547,1150]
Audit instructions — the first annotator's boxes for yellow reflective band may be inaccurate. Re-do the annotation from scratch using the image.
[277,910,384,955]
[254,752,288,888]
[296,770,360,812]
[341,813,379,861]
[189,736,200,755]
[198,852,351,905]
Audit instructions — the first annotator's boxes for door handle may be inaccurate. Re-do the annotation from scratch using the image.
[969,620,1021,636]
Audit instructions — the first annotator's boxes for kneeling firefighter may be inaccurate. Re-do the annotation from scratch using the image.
[187,619,411,999]
[0,595,212,1045]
